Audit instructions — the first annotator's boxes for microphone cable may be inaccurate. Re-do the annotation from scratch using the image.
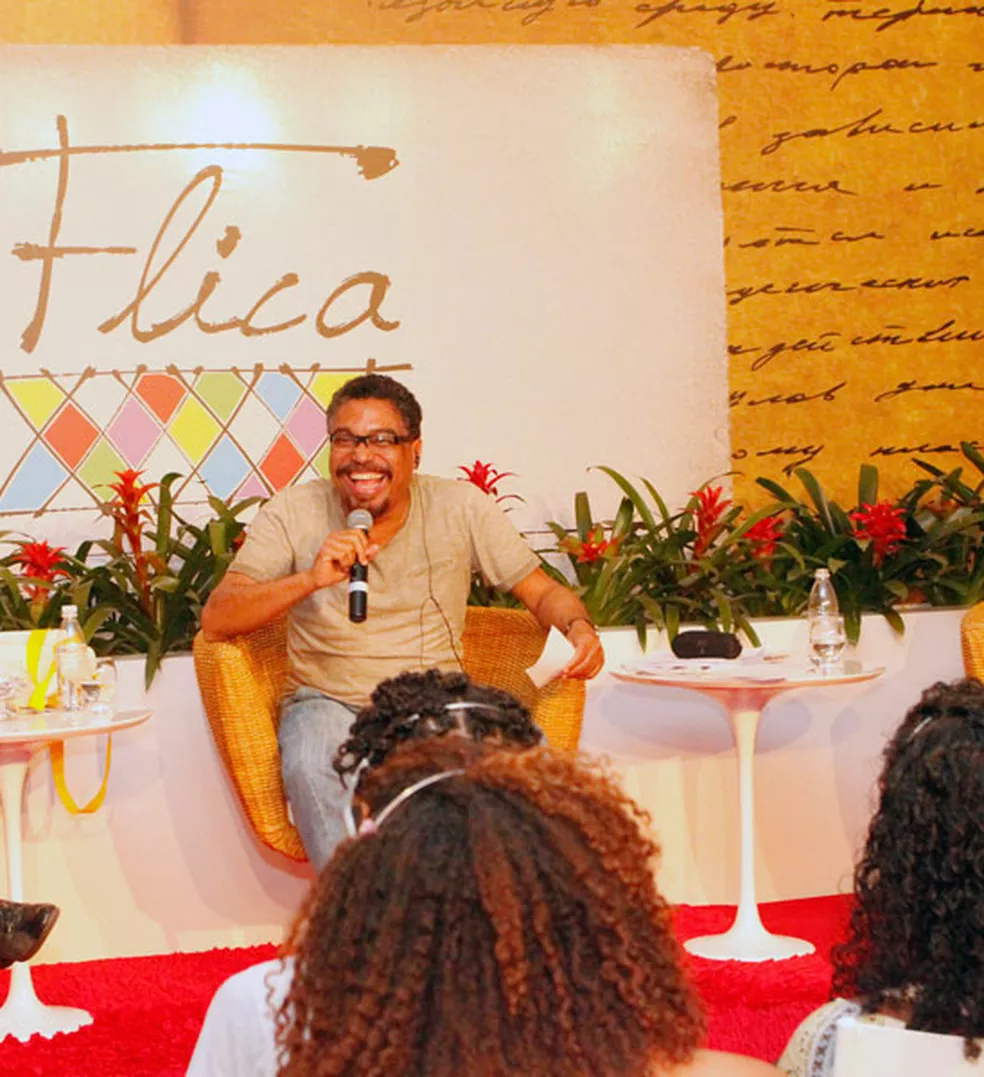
[419,507,466,673]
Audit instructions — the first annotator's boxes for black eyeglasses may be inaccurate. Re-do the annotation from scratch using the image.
[328,430,414,450]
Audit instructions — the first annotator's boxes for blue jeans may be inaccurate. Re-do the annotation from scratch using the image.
[278,687,359,871]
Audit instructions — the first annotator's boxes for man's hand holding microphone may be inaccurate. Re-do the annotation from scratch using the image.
[306,510,377,622]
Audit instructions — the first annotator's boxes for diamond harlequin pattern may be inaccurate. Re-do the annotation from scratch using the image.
[46,403,99,469]
[0,366,403,516]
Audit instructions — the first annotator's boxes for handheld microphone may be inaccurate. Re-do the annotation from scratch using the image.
[346,509,373,623]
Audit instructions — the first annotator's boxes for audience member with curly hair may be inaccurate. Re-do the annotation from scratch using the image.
[188,737,777,1077]
[779,678,984,1076]
[333,666,543,782]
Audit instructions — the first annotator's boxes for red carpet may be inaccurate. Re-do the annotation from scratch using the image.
[0,895,851,1076]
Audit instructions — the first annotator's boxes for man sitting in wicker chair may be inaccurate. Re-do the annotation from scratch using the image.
[201,374,603,868]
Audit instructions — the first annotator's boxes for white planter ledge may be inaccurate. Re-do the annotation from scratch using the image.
[9,607,966,962]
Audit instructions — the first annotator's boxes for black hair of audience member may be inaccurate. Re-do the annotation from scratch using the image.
[333,668,543,783]
[832,677,984,1058]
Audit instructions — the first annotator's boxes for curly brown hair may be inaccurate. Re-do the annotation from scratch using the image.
[333,668,543,783]
[277,739,705,1077]
[325,374,422,439]
[831,678,984,1057]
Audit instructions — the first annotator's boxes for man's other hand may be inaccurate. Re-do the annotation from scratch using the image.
[561,619,604,680]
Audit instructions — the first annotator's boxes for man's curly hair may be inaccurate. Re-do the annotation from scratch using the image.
[831,678,984,1057]
[325,374,422,439]
[277,739,705,1077]
[333,668,542,782]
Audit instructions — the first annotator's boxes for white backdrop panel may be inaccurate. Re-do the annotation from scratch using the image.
[0,45,728,539]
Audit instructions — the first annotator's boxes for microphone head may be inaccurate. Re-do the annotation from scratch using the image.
[346,509,373,533]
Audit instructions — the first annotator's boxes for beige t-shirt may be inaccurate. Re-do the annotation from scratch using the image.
[231,474,540,707]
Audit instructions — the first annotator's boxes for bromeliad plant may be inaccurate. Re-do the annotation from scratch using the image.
[0,538,92,631]
[82,471,259,684]
[749,449,984,641]
[3,445,982,681]
[0,470,258,686]
[543,490,643,631]
[460,460,528,609]
[585,467,778,646]
[458,461,523,508]
[519,442,984,645]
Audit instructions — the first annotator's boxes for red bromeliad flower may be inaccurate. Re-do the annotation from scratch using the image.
[458,461,522,506]
[106,470,158,612]
[745,514,783,562]
[849,501,907,565]
[560,526,619,564]
[107,470,157,537]
[12,540,70,601]
[691,485,732,558]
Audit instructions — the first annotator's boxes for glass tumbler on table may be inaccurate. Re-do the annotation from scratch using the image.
[79,658,118,715]
[808,613,847,673]
[0,670,30,719]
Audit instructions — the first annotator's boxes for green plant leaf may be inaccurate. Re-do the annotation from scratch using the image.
[593,466,659,534]
[912,458,945,479]
[82,605,116,640]
[150,577,181,593]
[794,468,837,533]
[857,464,879,507]
[613,497,635,539]
[884,580,909,601]
[961,441,984,477]
[574,491,593,542]
[755,476,797,503]
[155,474,179,555]
[634,479,669,528]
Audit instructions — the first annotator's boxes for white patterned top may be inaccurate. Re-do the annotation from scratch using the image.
[778,999,905,1077]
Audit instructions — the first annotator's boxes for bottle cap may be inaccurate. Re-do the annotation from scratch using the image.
[62,604,78,616]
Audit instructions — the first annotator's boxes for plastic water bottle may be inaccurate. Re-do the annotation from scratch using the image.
[807,569,846,672]
[55,604,90,711]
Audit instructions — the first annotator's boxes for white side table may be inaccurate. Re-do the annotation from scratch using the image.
[0,707,151,1042]
[612,659,882,962]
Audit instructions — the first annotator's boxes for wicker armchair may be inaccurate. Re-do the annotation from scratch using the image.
[961,602,984,681]
[193,606,585,860]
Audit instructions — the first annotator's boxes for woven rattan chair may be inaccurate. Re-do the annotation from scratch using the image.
[960,602,984,681]
[193,606,586,860]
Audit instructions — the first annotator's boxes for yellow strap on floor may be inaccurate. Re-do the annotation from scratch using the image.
[49,736,113,814]
[26,628,57,711]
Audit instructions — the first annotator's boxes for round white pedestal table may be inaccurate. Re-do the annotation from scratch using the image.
[612,660,882,962]
[0,707,151,1042]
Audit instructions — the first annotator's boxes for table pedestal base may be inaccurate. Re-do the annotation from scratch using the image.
[685,927,815,962]
[0,964,93,1042]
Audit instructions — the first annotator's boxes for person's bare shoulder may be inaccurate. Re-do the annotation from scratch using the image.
[659,1048,781,1077]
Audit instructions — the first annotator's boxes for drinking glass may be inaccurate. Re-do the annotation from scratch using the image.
[0,670,30,719]
[79,658,118,715]
[808,614,847,674]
